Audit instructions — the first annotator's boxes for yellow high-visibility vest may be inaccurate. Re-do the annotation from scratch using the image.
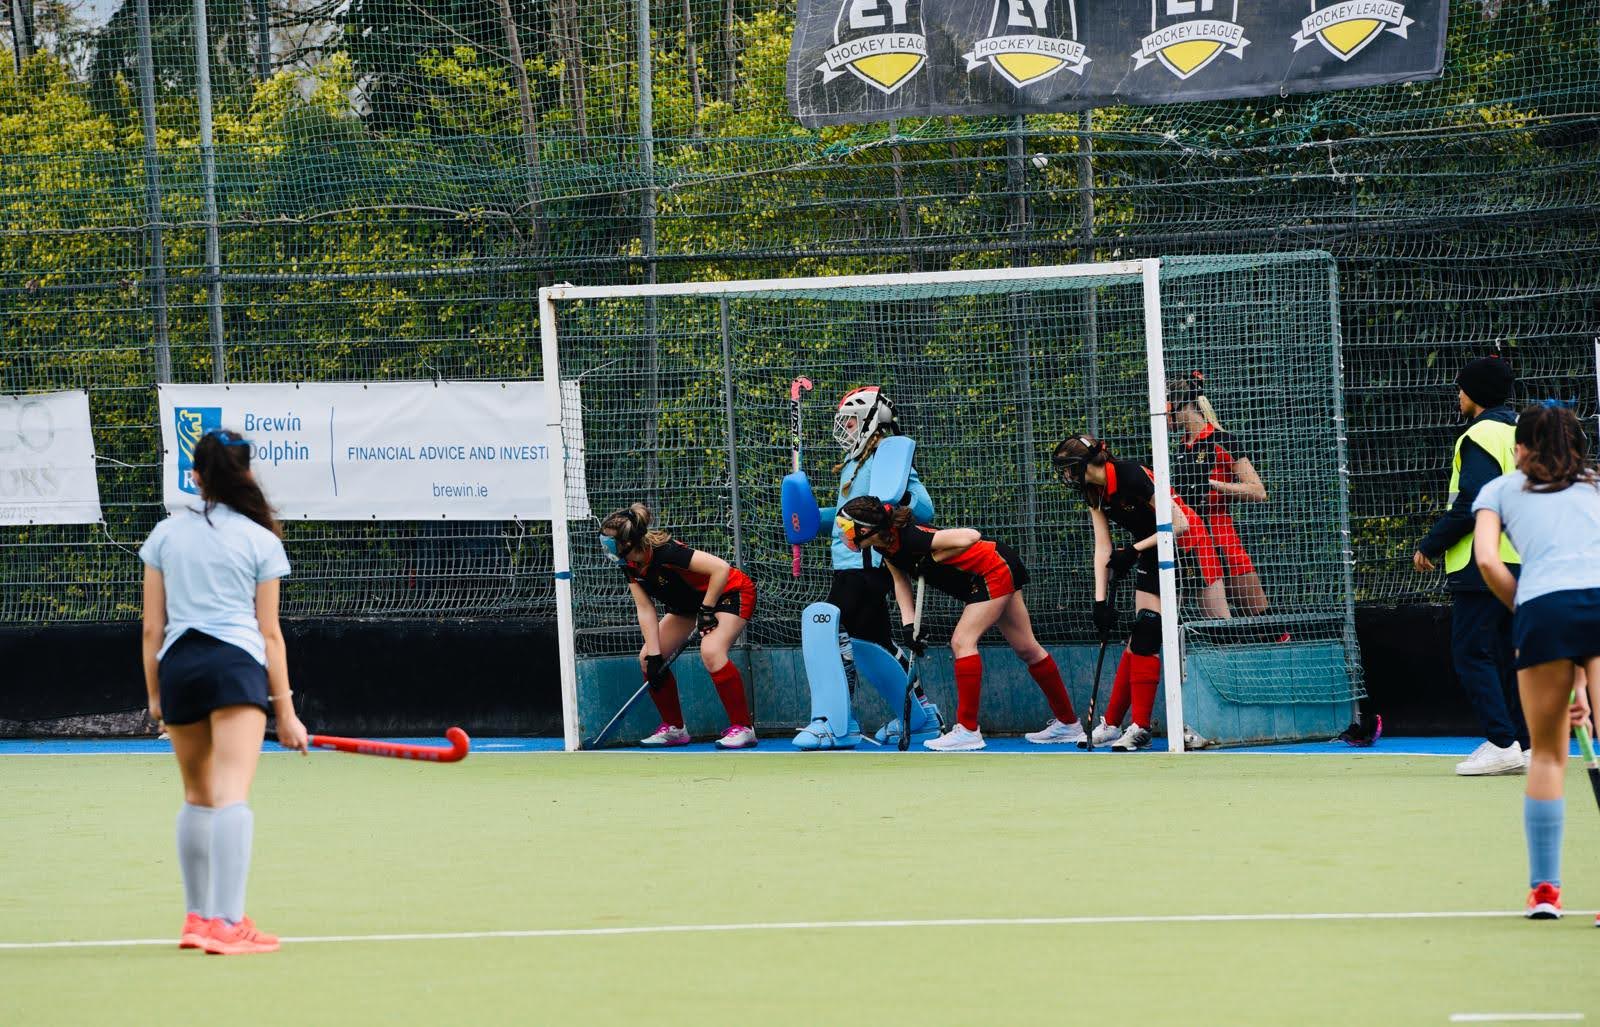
[1445,419,1519,574]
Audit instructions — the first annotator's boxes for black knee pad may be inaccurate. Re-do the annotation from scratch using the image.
[1129,610,1162,656]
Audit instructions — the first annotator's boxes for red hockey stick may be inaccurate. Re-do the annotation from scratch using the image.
[306,727,470,763]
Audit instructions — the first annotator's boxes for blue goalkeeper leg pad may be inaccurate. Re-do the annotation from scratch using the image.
[855,641,941,745]
[793,602,860,750]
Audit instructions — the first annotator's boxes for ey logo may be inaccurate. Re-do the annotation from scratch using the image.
[817,0,927,96]
[964,0,1090,89]
[174,406,220,496]
[1132,0,1250,81]
[1292,1,1414,62]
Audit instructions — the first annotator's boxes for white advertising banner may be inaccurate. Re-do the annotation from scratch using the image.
[0,390,103,526]
[157,381,589,521]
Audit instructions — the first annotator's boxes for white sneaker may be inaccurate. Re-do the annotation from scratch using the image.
[923,724,986,751]
[1111,724,1154,751]
[715,725,757,750]
[640,723,690,747]
[1455,740,1525,776]
[1025,718,1086,745]
[1076,719,1122,749]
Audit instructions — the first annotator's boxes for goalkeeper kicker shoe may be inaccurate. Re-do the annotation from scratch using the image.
[1025,718,1087,745]
[715,725,757,749]
[924,724,985,751]
[1111,724,1154,751]
[640,724,690,747]
[1077,719,1123,749]
[792,717,861,750]
[874,699,943,746]
[1525,882,1561,920]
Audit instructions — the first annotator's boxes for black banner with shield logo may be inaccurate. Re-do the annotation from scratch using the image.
[788,0,1447,128]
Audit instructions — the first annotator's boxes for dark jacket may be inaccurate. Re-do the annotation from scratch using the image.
[1417,405,1518,592]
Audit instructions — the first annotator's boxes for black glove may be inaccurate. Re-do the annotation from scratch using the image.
[1108,544,1140,577]
[644,653,666,688]
[897,621,927,657]
[697,605,720,636]
[1093,600,1116,637]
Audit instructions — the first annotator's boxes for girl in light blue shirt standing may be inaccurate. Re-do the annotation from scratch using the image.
[1473,402,1600,922]
[140,429,308,954]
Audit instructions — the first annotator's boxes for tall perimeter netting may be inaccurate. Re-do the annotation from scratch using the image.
[549,252,1361,740]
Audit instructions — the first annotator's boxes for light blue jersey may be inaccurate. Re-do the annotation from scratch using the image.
[820,454,933,570]
[138,504,291,664]
[1473,471,1600,605]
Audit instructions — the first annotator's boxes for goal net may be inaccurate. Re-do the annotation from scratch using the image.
[541,252,1363,750]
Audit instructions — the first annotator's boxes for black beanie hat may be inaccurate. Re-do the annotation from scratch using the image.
[1457,356,1514,409]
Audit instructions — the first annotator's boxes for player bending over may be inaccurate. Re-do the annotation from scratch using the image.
[1052,434,1195,751]
[140,428,308,955]
[837,496,1085,751]
[1471,402,1600,921]
[790,386,942,748]
[1169,372,1270,624]
[600,503,757,749]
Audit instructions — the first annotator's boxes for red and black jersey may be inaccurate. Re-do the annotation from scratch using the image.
[1090,457,1157,540]
[620,539,755,618]
[883,524,1029,603]
[1173,424,1246,514]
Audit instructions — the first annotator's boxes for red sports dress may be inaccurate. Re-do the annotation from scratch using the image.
[620,539,756,620]
[1173,424,1256,578]
[884,524,1030,603]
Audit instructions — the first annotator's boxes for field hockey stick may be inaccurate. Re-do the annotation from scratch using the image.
[899,577,926,752]
[587,629,700,749]
[1572,692,1600,814]
[306,727,470,763]
[1083,567,1127,753]
[789,376,813,578]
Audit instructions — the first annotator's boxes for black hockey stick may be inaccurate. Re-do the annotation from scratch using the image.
[898,577,926,752]
[1082,567,1126,753]
[587,629,699,749]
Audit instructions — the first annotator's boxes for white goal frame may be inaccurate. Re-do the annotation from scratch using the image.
[539,259,1187,752]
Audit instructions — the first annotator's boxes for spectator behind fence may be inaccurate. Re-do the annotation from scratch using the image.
[1472,401,1600,922]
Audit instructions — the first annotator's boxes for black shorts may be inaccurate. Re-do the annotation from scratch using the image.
[825,566,894,649]
[1134,548,1160,597]
[1513,588,1600,669]
[158,630,270,726]
[669,583,756,622]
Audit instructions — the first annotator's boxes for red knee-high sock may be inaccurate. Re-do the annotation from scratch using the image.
[709,662,751,728]
[1026,654,1077,724]
[647,669,683,727]
[954,654,983,730]
[1129,653,1161,729]
[1103,650,1134,727]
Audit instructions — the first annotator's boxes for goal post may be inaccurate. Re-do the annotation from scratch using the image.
[541,253,1363,751]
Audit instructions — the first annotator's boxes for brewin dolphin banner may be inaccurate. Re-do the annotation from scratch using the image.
[789,0,1446,128]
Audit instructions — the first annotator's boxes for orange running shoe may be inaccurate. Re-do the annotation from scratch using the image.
[1525,882,1561,920]
[179,913,212,950]
[202,916,281,955]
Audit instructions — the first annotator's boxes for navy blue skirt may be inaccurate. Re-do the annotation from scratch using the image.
[158,630,270,725]
[1513,588,1600,669]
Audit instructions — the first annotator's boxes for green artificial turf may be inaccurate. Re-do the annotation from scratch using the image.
[2,753,1596,1025]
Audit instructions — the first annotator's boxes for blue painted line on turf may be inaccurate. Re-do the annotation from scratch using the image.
[0,736,1574,757]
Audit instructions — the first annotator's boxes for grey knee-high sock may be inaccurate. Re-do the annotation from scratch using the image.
[207,803,255,924]
[176,803,214,915]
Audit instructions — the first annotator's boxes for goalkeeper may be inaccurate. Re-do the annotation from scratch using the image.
[1052,434,1196,751]
[836,496,1085,751]
[789,386,942,748]
[599,503,757,749]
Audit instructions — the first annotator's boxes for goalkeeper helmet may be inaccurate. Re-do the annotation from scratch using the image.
[833,386,899,461]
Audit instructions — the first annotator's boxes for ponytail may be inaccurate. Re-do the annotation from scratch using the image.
[1516,403,1598,494]
[192,430,280,537]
